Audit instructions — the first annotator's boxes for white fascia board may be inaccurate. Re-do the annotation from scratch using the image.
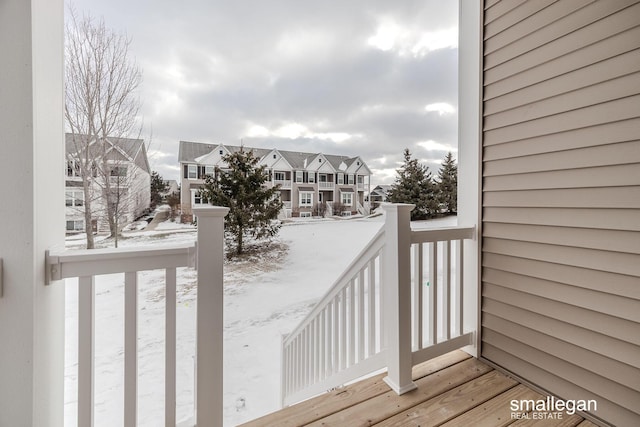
[271,154,293,171]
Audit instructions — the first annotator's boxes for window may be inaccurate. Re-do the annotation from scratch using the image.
[66,219,84,231]
[300,212,312,218]
[348,174,354,185]
[295,171,303,183]
[274,171,285,181]
[299,191,313,206]
[194,191,208,205]
[341,191,353,206]
[273,154,277,159]
[308,172,315,183]
[66,160,81,177]
[338,173,344,185]
[65,190,84,207]
[219,149,223,155]
[188,164,197,179]
[357,175,364,184]
[205,166,214,177]
[110,166,127,177]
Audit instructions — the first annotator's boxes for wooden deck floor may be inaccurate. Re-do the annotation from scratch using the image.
[241,351,599,427]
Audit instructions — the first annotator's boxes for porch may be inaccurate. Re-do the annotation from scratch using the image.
[243,350,597,427]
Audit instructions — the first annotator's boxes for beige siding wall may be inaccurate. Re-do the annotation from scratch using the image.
[481,1,640,426]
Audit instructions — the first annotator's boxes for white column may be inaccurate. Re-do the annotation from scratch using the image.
[192,206,229,427]
[0,1,65,426]
[458,0,482,357]
[382,204,417,395]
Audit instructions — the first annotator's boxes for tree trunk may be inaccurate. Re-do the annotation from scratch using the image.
[82,180,95,249]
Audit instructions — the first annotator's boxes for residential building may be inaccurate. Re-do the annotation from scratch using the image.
[178,141,372,221]
[2,1,638,426]
[367,184,391,209]
[65,133,151,233]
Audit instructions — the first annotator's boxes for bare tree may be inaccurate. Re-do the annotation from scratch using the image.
[65,7,142,248]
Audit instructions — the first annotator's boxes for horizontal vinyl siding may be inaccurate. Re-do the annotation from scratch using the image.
[481,1,640,426]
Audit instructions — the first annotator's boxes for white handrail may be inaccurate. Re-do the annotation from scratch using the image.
[49,206,227,427]
[283,227,384,345]
[281,203,477,407]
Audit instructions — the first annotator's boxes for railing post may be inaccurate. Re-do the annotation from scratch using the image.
[382,203,417,395]
[192,206,229,427]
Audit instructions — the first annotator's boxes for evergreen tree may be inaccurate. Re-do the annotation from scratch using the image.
[436,152,457,214]
[150,171,169,209]
[200,148,283,255]
[387,148,438,220]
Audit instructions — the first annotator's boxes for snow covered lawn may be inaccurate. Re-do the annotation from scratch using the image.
[64,216,388,426]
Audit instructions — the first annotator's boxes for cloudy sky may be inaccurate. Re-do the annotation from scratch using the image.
[68,1,459,185]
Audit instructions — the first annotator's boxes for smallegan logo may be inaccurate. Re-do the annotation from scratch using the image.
[510,397,597,420]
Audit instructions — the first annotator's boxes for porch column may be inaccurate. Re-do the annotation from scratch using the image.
[0,0,65,425]
[193,206,229,427]
[458,0,482,356]
[382,204,417,394]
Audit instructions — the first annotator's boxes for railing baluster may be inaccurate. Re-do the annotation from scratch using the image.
[335,296,341,370]
[357,270,365,362]
[327,304,333,376]
[417,243,424,350]
[368,259,376,357]
[428,242,437,346]
[457,239,464,336]
[165,268,177,427]
[348,279,355,367]
[124,271,138,427]
[339,287,347,370]
[78,276,95,427]
[443,241,451,340]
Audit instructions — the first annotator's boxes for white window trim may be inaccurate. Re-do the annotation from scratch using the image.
[188,164,197,180]
[338,173,344,185]
[348,174,354,185]
[299,191,313,207]
[295,171,304,183]
[341,191,353,206]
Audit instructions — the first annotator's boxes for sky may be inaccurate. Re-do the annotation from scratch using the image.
[67,1,459,186]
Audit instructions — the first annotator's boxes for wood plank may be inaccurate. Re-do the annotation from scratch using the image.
[440,384,544,427]
[241,351,470,427]
[484,0,555,39]
[575,421,600,427]
[305,358,493,427]
[373,370,518,427]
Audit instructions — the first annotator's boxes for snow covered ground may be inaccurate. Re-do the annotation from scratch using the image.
[64,214,418,426]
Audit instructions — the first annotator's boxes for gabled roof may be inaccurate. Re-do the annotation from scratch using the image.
[177,140,370,174]
[65,133,150,174]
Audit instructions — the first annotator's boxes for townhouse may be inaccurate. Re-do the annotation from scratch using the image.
[178,141,372,221]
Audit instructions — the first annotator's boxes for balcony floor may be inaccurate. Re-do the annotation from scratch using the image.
[241,351,598,427]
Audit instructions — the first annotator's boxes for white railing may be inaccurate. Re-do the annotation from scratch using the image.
[281,204,476,404]
[318,181,334,190]
[46,206,228,427]
[282,201,292,209]
[274,179,292,189]
[281,228,386,406]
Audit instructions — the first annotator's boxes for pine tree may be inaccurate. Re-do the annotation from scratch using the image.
[436,152,457,214]
[387,148,438,220]
[200,148,283,255]
[150,171,169,209]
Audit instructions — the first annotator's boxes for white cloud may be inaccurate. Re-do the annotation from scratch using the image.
[367,18,457,57]
[245,122,356,143]
[424,102,456,116]
[416,139,457,152]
